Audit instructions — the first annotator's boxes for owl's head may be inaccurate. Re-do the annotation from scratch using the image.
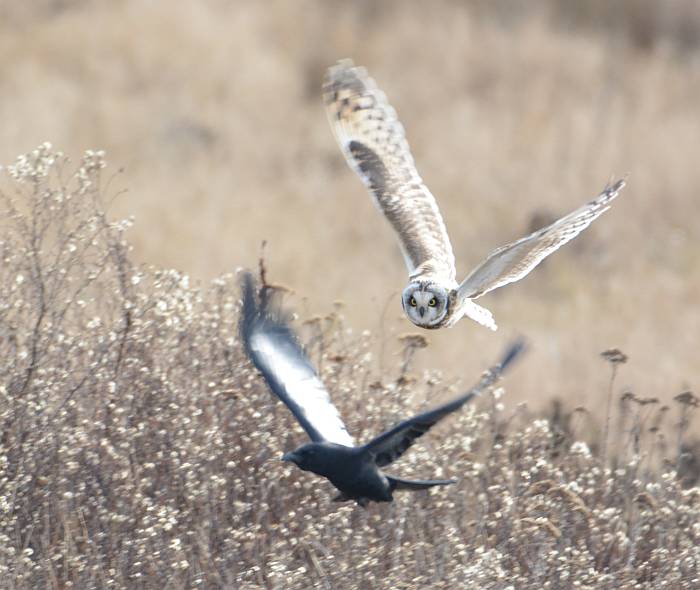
[401,282,450,328]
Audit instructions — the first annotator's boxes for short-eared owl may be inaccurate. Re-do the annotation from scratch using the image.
[323,60,625,330]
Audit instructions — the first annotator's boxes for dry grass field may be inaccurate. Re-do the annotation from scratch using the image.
[1,1,700,587]
[0,147,698,587]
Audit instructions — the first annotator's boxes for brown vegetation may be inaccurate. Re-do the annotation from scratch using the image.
[0,146,698,588]
[2,2,700,587]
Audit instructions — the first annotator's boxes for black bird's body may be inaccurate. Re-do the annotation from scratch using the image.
[284,443,394,505]
[281,442,453,506]
[240,272,524,507]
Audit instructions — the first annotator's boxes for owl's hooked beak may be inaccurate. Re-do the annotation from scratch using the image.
[419,306,426,318]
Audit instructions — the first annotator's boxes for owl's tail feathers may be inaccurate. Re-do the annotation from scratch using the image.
[387,475,456,492]
[461,300,497,331]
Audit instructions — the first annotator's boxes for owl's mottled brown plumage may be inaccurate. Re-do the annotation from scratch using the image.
[324,61,457,285]
[324,60,625,331]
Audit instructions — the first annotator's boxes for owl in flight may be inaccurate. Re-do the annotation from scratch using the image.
[323,60,625,330]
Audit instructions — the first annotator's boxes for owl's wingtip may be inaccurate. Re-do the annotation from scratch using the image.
[325,58,358,80]
[334,57,355,68]
[323,59,373,92]
[604,176,627,196]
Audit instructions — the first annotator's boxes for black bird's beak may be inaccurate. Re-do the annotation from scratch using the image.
[419,306,425,317]
[281,451,296,463]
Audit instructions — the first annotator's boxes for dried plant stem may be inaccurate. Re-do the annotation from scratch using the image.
[602,364,619,467]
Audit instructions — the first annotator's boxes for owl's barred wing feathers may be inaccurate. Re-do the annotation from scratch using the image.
[458,179,626,300]
[324,60,625,331]
[323,60,457,284]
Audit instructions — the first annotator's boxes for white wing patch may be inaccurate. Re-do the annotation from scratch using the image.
[250,331,355,447]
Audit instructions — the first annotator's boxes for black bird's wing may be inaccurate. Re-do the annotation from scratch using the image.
[363,340,525,467]
[239,273,355,447]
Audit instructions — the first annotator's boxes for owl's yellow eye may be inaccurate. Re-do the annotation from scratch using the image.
[428,297,437,307]
[409,297,417,307]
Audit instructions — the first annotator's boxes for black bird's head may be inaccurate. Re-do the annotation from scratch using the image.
[281,442,336,476]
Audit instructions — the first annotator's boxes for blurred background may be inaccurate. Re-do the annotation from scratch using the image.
[2,0,699,413]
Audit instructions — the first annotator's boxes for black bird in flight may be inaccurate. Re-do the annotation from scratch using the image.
[240,272,525,507]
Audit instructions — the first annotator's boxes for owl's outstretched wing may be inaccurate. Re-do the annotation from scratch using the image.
[458,179,626,300]
[324,60,457,284]
[240,273,355,448]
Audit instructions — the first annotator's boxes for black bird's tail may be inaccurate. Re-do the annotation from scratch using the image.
[387,475,456,492]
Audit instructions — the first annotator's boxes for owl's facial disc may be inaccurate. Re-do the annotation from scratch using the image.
[402,283,449,328]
